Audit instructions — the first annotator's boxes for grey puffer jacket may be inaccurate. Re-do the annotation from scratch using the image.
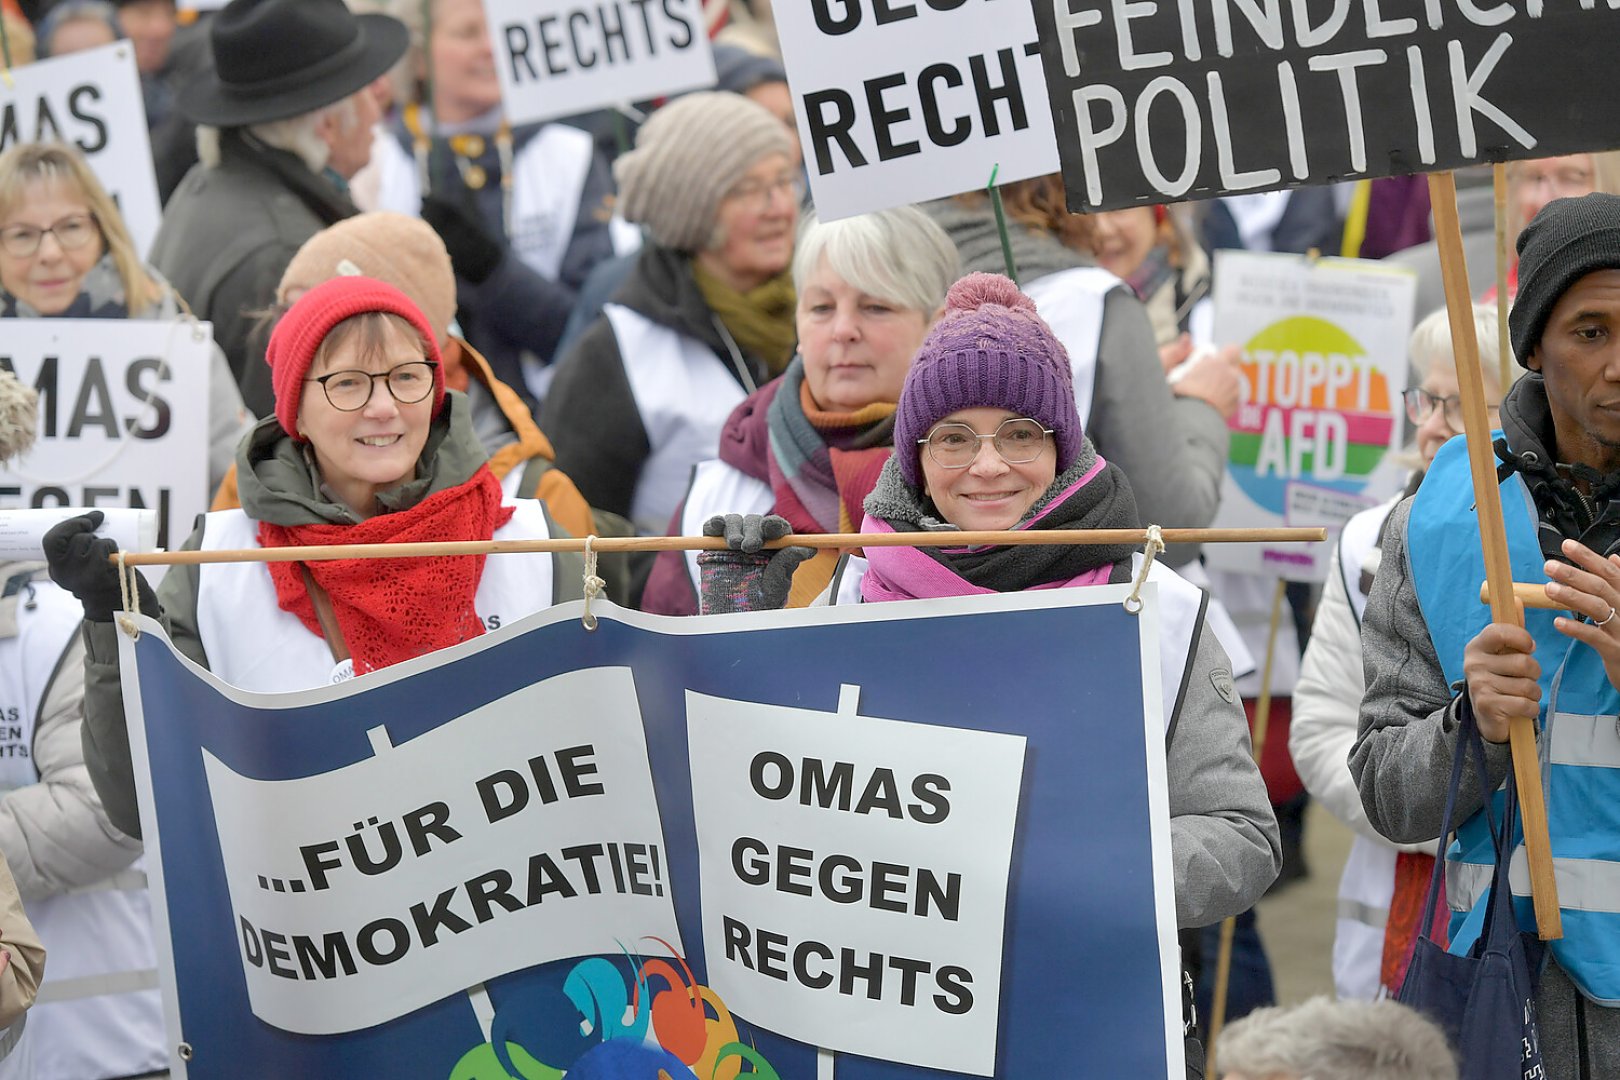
[1351,376,1620,1078]
[80,392,585,839]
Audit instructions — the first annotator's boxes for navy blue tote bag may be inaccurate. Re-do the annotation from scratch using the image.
[1397,698,1545,1080]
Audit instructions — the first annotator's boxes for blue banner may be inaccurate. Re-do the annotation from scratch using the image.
[121,587,1181,1078]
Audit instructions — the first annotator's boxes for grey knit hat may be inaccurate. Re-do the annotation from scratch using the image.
[614,92,793,252]
[1510,192,1620,365]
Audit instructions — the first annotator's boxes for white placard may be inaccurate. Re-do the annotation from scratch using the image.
[1203,252,1416,582]
[687,683,1025,1076]
[0,506,156,560]
[203,666,681,1035]
[0,44,162,258]
[483,0,716,126]
[0,320,210,557]
[775,0,1060,221]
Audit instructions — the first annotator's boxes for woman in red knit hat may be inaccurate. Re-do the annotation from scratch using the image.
[43,276,582,841]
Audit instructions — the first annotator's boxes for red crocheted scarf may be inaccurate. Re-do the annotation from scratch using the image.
[259,466,515,673]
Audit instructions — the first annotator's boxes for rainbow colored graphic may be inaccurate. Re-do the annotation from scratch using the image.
[448,938,779,1079]
[1227,315,1396,514]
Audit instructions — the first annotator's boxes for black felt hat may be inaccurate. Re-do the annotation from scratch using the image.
[177,0,408,127]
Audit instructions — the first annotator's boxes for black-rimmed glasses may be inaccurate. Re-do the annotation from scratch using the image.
[1402,387,1466,430]
[307,361,439,412]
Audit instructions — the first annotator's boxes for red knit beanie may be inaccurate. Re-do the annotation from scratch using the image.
[265,275,445,440]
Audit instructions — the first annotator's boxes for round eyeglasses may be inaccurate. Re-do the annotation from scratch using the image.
[920,417,1054,469]
[0,212,99,258]
[307,361,439,412]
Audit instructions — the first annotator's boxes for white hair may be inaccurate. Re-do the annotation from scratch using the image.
[1215,997,1457,1080]
[196,95,362,173]
[1408,303,1520,400]
[792,205,960,315]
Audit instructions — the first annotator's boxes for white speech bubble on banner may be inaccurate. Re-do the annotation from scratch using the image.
[776,0,1060,221]
[483,0,716,126]
[0,43,163,257]
[203,666,681,1035]
[688,683,1025,1076]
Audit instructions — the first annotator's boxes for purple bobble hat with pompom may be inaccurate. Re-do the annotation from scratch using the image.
[893,272,1082,488]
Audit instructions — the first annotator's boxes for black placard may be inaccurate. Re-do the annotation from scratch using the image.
[1029,0,1620,211]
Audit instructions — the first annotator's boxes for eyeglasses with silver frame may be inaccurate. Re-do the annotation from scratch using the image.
[919,417,1055,469]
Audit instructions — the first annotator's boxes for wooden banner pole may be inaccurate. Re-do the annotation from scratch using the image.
[1427,170,1561,940]
[105,527,1328,569]
[1494,164,1514,392]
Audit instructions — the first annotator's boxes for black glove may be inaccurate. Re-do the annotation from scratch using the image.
[420,195,505,285]
[697,514,816,614]
[43,511,159,622]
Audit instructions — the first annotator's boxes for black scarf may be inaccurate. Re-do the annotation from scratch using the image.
[861,438,1142,592]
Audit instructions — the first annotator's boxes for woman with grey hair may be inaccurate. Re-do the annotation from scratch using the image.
[541,91,802,542]
[1216,997,1456,1080]
[641,204,960,614]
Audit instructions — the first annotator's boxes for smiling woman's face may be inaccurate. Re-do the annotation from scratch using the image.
[797,256,931,412]
[298,314,435,519]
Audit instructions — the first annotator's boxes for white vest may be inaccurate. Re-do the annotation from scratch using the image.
[194,501,557,692]
[605,304,750,535]
[677,459,774,594]
[830,553,1204,736]
[1330,497,1401,1001]
[0,579,164,1080]
[373,124,600,282]
[1024,267,1118,428]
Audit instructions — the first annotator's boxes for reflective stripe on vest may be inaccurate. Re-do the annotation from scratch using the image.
[606,304,749,535]
[1023,267,1115,428]
[1408,433,1620,1001]
[1448,849,1620,916]
[679,460,773,593]
[194,502,557,693]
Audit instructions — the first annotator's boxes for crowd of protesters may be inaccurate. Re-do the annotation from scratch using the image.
[0,0,1608,1076]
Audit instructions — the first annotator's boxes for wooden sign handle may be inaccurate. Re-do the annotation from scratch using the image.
[1428,171,1561,940]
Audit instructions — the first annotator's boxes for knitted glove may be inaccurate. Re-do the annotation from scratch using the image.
[420,195,505,285]
[697,514,815,614]
[43,511,160,622]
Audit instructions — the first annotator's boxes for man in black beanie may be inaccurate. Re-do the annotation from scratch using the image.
[1351,190,1620,1077]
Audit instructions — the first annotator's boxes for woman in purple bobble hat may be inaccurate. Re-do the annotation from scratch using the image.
[699,274,1280,1067]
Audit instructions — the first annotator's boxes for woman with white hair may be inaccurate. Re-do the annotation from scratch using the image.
[1290,305,1518,1002]
[642,204,961,614]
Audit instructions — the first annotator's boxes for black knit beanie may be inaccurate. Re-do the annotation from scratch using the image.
[1510,192,1620,366]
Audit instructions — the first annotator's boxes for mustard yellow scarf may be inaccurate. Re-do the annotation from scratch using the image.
[692,260,798,376]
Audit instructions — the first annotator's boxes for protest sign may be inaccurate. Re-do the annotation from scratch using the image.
[121,586,1183,1078]
[1203,251,1415,582]
[483,0,715,126]
[0,44,163,255]
[1028,0,1620,212]
[0,320,211,555]
[774,0,1061,220]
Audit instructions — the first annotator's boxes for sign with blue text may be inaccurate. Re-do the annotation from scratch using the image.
[121,587,1181,1078]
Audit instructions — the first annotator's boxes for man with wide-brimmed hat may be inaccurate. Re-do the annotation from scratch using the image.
[149,0,407,415]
